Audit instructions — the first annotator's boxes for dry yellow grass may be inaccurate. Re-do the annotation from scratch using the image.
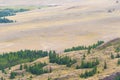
[0,0,120,53]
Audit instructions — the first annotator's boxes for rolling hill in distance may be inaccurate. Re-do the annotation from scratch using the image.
[0,0,120,80]
[0,0,120,53]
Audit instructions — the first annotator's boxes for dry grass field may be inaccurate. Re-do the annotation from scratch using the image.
[0,0,120,80]
[0,0,120,53]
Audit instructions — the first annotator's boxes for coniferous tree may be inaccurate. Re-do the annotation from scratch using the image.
[20,64,23,70]
[104,61,107,69]
[10,72,17,79]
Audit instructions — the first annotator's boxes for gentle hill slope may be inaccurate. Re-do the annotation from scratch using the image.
[0,39,120,80]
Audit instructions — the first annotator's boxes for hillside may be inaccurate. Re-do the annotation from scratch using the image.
[0,38,120,80]
[0,0,120,80]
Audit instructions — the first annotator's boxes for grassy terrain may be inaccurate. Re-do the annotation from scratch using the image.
[0,39,120,80]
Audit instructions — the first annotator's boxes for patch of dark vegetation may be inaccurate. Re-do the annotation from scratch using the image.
[0,17,14,23]
[26,62,50,75]
[0,50,49,70]
[0,8,29,23]
[10,72,17,79]
[80,67,97,78]
[64,41,104,52]
[76,59,99,69]
[0,8,29,17]
[49,51,77,67]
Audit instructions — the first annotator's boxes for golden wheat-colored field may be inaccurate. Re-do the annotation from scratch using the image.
[0,0,120,53]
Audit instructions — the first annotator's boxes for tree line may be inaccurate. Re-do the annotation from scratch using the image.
[0,8,29,23]
[64,41,104,52]
[0,50,49,70]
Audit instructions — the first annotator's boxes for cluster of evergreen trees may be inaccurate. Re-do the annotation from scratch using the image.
[80,67,97,78]
[64,41,104,52]
[0,8,29,23]
[0,8,29,17]
[0,50,49,70]
[76,59,99,69]
[49,51,76,67]
[26,62,49,75]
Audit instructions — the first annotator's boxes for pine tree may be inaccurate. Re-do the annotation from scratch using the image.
[10,72,17,79]
[104,61,107,69]
[20,64,23,70]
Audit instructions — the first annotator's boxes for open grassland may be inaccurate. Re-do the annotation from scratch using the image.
[0,0,120,53]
